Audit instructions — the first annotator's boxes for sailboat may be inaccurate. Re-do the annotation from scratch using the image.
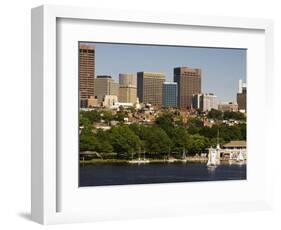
[207,149,219,168]
[236,149,245,164]
[181,148,187,163]
[128,147,150,164]
[207,130,221,168]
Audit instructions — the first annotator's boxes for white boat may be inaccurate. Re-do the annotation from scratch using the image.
[128,150,150,164]
[167,158,177,163]
[236,149,244,162]
[207,131,221,168]
[207,149,220,168]
[181,148,187,162]
[234,149,246,165]
[128,159,150,164]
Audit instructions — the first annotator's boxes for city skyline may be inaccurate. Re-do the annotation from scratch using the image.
[81,42,246,103]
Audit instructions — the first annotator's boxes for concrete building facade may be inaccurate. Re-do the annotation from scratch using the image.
[119,73,137,86]
[174,67,201,109]
[94,75,119,102]
[103,95,118,108]
[218,102,239,112]
[79,44,95,108]
[237,80,247,112]
[137,72,165,106]
[192,93,218,111]
[118,73,137,104]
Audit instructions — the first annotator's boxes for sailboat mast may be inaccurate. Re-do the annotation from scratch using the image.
[217,129,219,146]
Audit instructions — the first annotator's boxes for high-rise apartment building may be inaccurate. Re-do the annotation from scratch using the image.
[162,82,177,107]
[192,93,218,111]
[79,44,95,108]
[174,67,201,109]
[94,75,119,102]
[237,80,247,112]
[137,72,165,106]
[118,74,137,104]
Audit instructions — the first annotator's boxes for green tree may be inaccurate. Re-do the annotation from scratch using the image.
[170,127,189,154]
[109,125,141,157]
[207,109,223,120]
[187,117,204,134]
[79,115,92,135]
[155,112,177,138]
[96,140,113,153]
[199,125,218,139]
[80,134,99,152]
[223,111,246,121]
[80,110,100,123]
[238,123,247,140]
[144,126,172,156]
[187,134,209,155]
[219,125,242,142]
[114,112,126,122]
[100,110,113,124]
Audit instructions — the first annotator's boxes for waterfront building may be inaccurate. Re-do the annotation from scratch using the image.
[94,75,119,102]
[221,140,247,160]
[119,73,137,104]
[79,44,95,108]
[192,93,218,111]
[174,67,201,109]
[137,72,165,106]
[207,140,247,162]
[162,82,178,107]
[218,102,238,112]
[237,80,247,112]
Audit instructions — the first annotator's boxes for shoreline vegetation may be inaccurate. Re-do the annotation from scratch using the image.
[80,108,246,161]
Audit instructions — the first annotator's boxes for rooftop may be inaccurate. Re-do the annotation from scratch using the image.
[97,75,112,79]
[223,140,246,148]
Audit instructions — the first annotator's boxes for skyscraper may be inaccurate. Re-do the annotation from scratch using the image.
[237,80,247,112]
[238,79,247,93]
[174,67,201,109]
[94,75,119,103]
[137,72,165,106]
[79,44,95,108]
[119,73,137,103]
[163,82,177,108]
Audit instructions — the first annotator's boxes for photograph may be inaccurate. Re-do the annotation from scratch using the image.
[78,42,247,187]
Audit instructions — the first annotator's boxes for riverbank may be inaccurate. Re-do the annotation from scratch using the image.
[80,157,208,164]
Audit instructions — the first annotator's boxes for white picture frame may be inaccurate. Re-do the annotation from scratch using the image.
[31,5,274,225]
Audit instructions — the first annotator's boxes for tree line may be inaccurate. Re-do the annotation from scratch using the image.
[80,110,246,159]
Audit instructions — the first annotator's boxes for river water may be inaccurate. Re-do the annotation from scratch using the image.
[79,162,246,187]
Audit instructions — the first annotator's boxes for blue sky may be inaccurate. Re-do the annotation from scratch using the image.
[82,42,246,103]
